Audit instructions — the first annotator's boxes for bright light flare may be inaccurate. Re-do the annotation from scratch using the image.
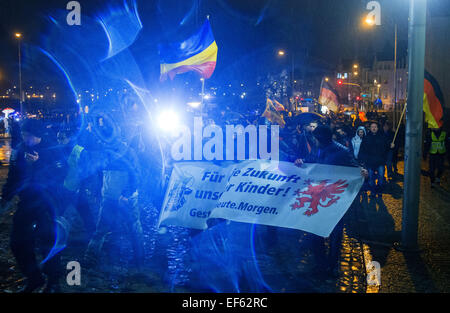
[157,110,180,132]
[187,102,201,108]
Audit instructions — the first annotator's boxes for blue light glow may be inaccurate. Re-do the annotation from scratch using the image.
[98,0,143,60]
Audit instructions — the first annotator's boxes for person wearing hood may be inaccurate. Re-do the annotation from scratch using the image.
[84,123,144,271]
[351,126,366,160]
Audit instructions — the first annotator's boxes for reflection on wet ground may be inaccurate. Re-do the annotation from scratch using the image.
[0,139,11,167]
[56,206,363,293]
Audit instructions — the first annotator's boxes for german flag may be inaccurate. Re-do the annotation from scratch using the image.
[319,81,340,113]
[159,19,218,81]
[424,70,444,129]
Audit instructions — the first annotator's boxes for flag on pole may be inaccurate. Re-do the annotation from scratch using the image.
[262,99,286,128]
[272,99,286,112]
[158,19,218,81]
[424,70,444,129]
[318,81,340,113]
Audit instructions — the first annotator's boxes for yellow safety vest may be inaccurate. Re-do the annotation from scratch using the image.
[430,131,446,154]
[63,144,85,191]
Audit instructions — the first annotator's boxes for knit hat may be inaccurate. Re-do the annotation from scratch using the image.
[313,125,333,145]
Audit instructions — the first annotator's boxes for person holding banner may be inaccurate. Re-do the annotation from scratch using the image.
[295,120,319,162]
[295,125,362,168]
[294,125,368,277]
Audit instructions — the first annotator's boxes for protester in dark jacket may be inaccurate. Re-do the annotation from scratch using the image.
[298,125,359,167]
[359,122,389,195]
[1,119,61,293]
[295,121,318,162]
[294,125,368,277]
[335,125,353,153]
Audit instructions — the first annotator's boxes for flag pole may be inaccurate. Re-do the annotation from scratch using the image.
[317,77,325,113]
[397,0,427,252]
[392,102,407,146]
[201,78,205,117]
[200,15,210,118]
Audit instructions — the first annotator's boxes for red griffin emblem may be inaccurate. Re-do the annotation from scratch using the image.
[291,179,349,216]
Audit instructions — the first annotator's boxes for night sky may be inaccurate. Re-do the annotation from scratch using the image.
[0,0,428,93]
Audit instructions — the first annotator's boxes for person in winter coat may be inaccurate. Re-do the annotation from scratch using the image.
[351,126,366,160]
[335,125,353,152]
[84,125,144,270]
[0,119,62,292]
[359,122,390,196]
[295,121,318,162]
[294,125,368,277]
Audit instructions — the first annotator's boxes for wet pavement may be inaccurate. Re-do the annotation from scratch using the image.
[0,137,449,293]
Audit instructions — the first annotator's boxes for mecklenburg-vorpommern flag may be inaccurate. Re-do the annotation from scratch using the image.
[424,70,444,129]
[159,19,218,81]
[318,81,340,113]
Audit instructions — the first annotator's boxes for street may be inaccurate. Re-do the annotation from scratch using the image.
[0,137,449,293]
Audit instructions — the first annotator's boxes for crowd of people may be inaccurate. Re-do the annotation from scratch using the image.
[0,107,164,292]
[0,100,447,292]
[280,110,404,194]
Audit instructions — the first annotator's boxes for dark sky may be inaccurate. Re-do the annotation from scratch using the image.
[0,0,420,91]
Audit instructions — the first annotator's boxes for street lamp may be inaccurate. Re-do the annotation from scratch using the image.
[365,17,375,26]
[14,32,23,116]
[365,17,398,124]
[277,50,295,94]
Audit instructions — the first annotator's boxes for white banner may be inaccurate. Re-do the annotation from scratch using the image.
[158,160,364,237]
